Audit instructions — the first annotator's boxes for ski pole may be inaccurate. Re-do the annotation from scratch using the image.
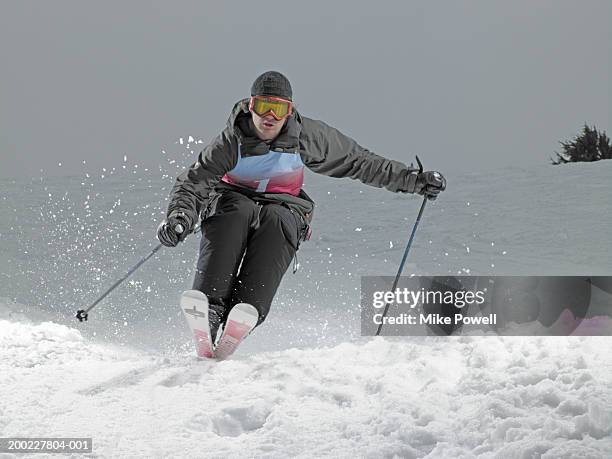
[75,223,197,322]
[375,156,429,336]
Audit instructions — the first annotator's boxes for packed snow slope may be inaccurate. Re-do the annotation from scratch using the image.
[1,155,611,457]
[1,315,611,458]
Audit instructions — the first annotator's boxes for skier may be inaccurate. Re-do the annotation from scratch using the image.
[157,71,446,350]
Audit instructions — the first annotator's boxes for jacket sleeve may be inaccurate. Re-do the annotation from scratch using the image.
[299,117,419,193]
[166,129,237,226]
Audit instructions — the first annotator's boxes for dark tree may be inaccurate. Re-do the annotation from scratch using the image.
[552,124,612,164]
[598,130,612,160]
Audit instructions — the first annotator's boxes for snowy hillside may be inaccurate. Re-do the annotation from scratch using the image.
[1,159,611,457]
[1,315,611,458]
[1,161,611,354]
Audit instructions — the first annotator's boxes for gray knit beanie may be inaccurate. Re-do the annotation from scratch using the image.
[250,71,293,101]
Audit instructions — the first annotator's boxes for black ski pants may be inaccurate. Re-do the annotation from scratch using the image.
[192,191,300,326]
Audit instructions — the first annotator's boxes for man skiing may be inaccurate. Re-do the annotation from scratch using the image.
[157,71,446,357]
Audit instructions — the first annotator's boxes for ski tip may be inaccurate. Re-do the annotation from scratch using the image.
[180,290,210,311]
[232,302,259,316]
[213,304,258,361]
[181,291,211,332]
[224,303,259,330]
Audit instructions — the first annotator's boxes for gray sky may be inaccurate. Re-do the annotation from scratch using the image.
[1,0,609,178]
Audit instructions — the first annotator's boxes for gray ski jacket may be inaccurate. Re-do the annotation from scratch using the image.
[166,99,419,231]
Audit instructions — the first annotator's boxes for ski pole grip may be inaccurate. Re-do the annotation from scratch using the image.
[175,223,184,234]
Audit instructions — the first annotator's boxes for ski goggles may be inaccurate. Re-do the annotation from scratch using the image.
[249,96,293,120]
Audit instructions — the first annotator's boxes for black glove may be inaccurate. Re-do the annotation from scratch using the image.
[156,211,193,247]
[414,171,446,200]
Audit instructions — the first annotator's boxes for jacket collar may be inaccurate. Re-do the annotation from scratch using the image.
[227,99,302,155]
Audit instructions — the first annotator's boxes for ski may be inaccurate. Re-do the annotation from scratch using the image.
[213,303,258,360]
[180,290,214,359]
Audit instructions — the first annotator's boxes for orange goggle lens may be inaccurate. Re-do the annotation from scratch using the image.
[249,96,293,120]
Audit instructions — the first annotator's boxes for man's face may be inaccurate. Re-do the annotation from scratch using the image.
[251,110,285,141]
